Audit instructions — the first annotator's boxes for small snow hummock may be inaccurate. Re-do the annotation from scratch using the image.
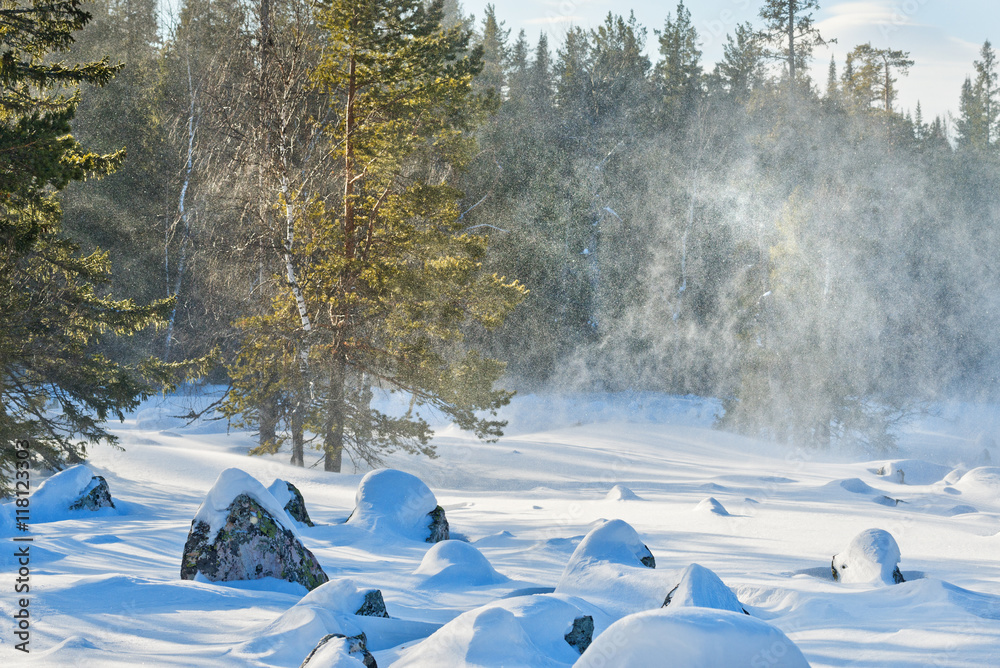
[192,468,298,542]
[663,563,748,615]
[414,540,508,588]
[575,607,810,668]
[694,497,730,516]
[832,528,904,585]
[605,484,642,501]
[393,593,612,667]
[347,469,448,542]
[873,459,951,485]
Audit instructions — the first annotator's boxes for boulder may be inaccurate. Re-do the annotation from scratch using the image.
[69,475,116,511]
[181,468,328,590]
[347,469,449,542]
[662,563,748,615]
[831,528,904,585]
[268,479,315,527]
[300,633,376,668]
[564,615,594,654]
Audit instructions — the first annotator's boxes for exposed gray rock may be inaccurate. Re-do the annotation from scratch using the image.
[69,475,116,511]
[639,547,655,569]
[355,589,389,618]
[181,493,328,590]
[564,615,594,655]
[281,481,315,527]
[300,632,376,668]
[427,505,449,543]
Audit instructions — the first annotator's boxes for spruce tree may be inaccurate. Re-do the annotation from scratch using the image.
[225,0,525,473]
[0,0,185,493]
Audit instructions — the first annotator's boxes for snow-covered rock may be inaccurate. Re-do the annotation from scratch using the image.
[413,540,508,588]
[874,459,951,485]
[832,528,904,585]
[605,484,642,501]
[663,563,748,614]
[26,465,120,521]
[347,469,449,542]
[554,519,667,617]
[268,479,315,527]
[181,468,328,590]
[238,579,389,664]
[393,594,612,667]
[694,496,730,516]
[575,607,810,667]
[300,633,375,668]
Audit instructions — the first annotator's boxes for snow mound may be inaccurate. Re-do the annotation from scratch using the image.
[837,478,878,494]
[193,468,296,541]
[605,484,642,501]
[394,593,612,667]
[575,607,809,667]
[555,519,668,617]
[953,467,1000,502]
[832,528,904,585]
[414,540,508,587]
[23,465,120,523]
[346,468,440,540]
[663,563,748,614]
[695,496,730,516]
[874,459,951,485]
[474,530,517,547]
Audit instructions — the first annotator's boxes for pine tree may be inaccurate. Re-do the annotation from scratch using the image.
[0,0,188,493]
[654,1,702,123]
[225,0,526,473]
[713,22,766,102]
[956,41,999,149]
[757,0,827,92]
[842,43,912,112]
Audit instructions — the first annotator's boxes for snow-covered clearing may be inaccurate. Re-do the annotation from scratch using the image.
[2,389,999,666]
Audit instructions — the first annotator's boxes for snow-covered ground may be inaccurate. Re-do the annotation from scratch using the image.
[2,388,999,666]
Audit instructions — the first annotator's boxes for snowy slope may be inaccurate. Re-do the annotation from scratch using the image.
[1,388,998,666]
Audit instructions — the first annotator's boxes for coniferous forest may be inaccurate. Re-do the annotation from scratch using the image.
[2,0,1000,489]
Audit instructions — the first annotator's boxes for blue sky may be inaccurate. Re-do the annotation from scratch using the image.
[467,1,997,123]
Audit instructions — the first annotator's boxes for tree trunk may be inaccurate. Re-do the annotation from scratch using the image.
[323,353,347,472]
[259,394,277,453]
[290,399,304,467]
[787,1,796,88]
